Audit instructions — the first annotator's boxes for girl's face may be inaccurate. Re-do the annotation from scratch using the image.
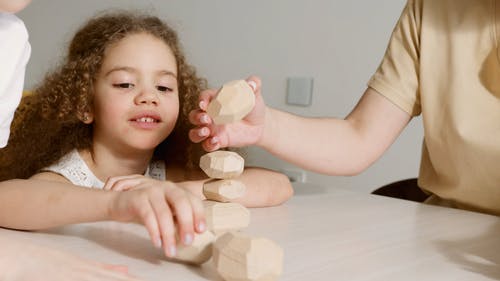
[92,32,179,153]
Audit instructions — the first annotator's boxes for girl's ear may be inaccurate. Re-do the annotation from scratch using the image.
[81,112,94,124]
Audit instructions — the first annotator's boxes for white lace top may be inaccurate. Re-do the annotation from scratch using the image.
[42,149,166,189]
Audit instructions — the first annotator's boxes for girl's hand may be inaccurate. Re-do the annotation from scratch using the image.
[103,175,152,191]
[188,76,268,151]
[104,175,206,202]
[106,178,206,258]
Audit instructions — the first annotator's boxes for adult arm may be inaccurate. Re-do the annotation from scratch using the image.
[190,80,411,176]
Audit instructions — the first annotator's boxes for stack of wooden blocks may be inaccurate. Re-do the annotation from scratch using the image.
[171,80,284,281]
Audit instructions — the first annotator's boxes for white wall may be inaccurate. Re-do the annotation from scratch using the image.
[18,0,422,193]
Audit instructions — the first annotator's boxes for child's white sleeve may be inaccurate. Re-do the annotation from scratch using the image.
[0,12,31,148]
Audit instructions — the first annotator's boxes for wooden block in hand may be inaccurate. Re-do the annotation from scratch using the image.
[213,232,283,281]
[200,151,244,179]
[203,201,250,234]
[203,179,246,202]
[207,80,255,124]
[174,230,215,265]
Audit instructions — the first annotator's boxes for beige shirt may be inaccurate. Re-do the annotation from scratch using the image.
[368,0,500,215]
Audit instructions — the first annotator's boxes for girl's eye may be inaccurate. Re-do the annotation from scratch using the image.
[113,83,134,89]
[157,85,173,92]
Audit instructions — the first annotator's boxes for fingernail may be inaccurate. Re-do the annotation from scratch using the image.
[198,127,208,137]
[184,233,193,245]
[169,245,177,257]
[199,101,206,110]
[210,137,218,145]
[155,238,162,248]
[197,221,206,232]
[247,81,257,91]
[200,115,209,124]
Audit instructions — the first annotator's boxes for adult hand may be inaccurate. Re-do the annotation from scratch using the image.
[106,178,206,258]
[188,76,268,151]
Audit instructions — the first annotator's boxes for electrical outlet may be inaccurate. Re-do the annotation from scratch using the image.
[286,77,313,107]
[281,169,307,183]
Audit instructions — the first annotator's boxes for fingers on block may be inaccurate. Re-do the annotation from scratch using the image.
[173,231,215,265]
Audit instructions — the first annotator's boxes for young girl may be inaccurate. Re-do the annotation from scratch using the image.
[0,11,292,259]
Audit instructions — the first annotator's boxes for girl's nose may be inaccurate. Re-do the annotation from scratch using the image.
[135,88,159,105]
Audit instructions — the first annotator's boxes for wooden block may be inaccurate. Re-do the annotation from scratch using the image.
[203,201,250,234]
[203,179,246,202]
[213,232,283,281]
[174,230,215,265]
[207,80,255,125]
[200,151,244,179]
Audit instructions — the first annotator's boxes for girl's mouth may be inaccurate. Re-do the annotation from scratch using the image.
[129,113,162,129]
[134,117,159,123]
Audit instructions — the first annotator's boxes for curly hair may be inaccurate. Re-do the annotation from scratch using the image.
[0,11,206,180]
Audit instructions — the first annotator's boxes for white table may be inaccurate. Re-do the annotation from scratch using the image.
[1,185,499,281]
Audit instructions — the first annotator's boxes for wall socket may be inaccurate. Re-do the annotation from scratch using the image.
[286,77,313,107]
[281,169,307,183]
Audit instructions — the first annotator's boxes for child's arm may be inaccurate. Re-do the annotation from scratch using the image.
[0,172,205,258]
[166,165,293,208]
[0,174,113,229]
[227,167,293,207]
